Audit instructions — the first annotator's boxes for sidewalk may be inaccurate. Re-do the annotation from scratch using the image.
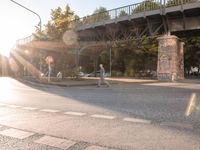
[19,76,98,87]
[20,76,159,87]
[20,76,200,87]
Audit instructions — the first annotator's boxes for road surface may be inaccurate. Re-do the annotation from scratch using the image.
[0,77,200,150]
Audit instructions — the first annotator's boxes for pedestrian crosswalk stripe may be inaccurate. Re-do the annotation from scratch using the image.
[123,117,151,124]
[64,111,86,116]
[22,107,39,110]
[7,105,21,108]
[40,109,60,113]
[91,114,115,120]
[85,145,110,150]
[0,103,7,106]
[0,128,35,139]
[34,135,76,149]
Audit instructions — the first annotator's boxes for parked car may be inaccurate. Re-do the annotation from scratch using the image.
[78,72,85,77]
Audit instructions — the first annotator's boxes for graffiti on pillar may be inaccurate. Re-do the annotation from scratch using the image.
[159,39,175,51]
[159,54,170,73]
[178,58,184,78]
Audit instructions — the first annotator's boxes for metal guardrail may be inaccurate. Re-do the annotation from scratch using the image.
[16,35,33,46]
[73,0,199,28]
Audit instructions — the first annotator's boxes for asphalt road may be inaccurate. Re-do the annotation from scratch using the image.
[0,77,200,150]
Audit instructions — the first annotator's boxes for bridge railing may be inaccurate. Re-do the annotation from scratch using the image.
[74,0,161,26]
[166,0,198,7]
[16,35,33,46]
[74,0,199,28]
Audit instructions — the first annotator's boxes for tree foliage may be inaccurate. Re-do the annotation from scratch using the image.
[98,36,158,77]
[183,36,200,73]
[82,7,110,24]
[119,10,128,17]
[132,1,160,14]
[32,26,47,41]
[46,5,75,40]
[166,0,198,7]
[33,5,76,41]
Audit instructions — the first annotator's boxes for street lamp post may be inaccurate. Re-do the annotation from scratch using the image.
[10,0,42,31]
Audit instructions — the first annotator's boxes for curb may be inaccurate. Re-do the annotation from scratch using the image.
[18,78,99,87]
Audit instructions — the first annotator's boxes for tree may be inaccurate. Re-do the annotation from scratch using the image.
[47,5,75,40]
[119,10,128,17]
[183,36,200,75]
[82,6,110,24]
[92,7,110,21]
[32,26,47,40]
[132,1,160,14]
[33,4,77,41]
[166,0,198,7]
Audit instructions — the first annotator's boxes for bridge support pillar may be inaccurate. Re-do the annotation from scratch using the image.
[157,35,184,81]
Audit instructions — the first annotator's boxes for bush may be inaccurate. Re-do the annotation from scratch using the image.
[125,69,136,77]
[65,67,80,79]
[111,70,123,77]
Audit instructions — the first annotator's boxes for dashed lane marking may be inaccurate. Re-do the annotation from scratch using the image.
[85,145,110,150]
[7,105,21,108]
[91,114,116,120]
[40,109,60,113]
[34,135,76,149]
[0,128,35,139]
[123,117,151,124]
[64,111,86,116]
[22,107,39,111]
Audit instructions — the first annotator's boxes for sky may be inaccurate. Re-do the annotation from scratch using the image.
[0,0,141,57]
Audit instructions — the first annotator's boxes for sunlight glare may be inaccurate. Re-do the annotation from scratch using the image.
[0,0,39,57]
[0,77,13,99]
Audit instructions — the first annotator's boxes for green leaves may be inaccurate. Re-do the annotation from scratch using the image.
[32,26,47,41]
[183,36,200,70]
[33,4,77,41]
[82,7,110,24]
[133,1,160,14]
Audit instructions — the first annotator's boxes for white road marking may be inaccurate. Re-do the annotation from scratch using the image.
[160,122,193,129]
[0,128,35,139]
[0,103,7,106]
[40,109,60,113]
[85,145,110,150]
[34,135,76,149]
[123,117,151,124]
[64,111,86,116]
[22,107,39,111]
[91,114,115,120]
[7,105,21,108]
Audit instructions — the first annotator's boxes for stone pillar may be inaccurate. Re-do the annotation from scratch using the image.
[157,35,184,81]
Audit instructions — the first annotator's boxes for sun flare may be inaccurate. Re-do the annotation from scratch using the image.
[0,39,13,57]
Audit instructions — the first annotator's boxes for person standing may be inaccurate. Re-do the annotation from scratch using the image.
[98,64,110,87]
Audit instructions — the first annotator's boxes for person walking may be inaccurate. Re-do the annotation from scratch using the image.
[98,64,110,87]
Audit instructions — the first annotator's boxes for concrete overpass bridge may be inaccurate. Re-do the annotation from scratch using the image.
[74,0,200,40]
[12,0,200,81]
